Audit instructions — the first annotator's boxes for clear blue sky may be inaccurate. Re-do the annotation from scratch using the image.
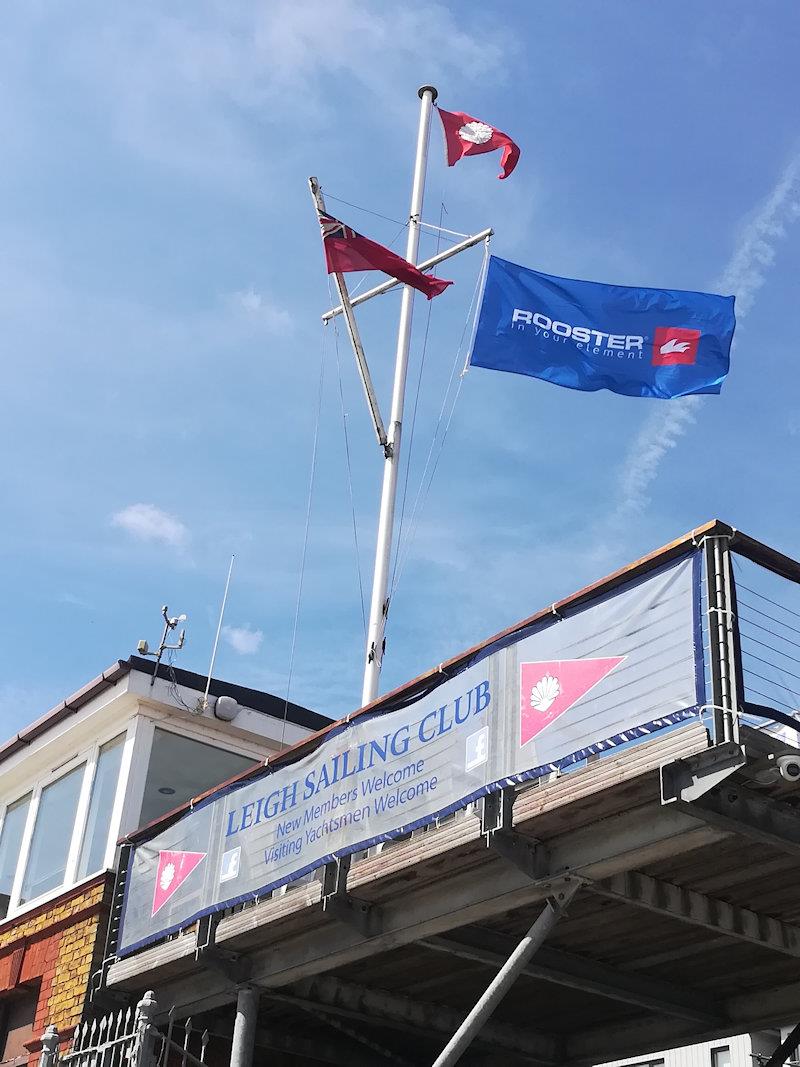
[1,0,799,733]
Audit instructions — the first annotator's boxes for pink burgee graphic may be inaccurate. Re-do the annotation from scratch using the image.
[152,850,206,917]
[519,657,625,747]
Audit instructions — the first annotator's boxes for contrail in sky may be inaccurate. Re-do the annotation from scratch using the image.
[612,154,800,523]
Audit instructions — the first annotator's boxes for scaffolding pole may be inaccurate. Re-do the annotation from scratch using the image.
[432,882,579,1067]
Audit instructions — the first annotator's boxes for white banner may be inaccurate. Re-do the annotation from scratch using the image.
[119,553,702,954]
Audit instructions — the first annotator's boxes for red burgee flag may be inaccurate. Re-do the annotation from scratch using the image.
[319,213,452,300]
[151,849,206,917]
[519,657,625,747]
[437,108,520,180]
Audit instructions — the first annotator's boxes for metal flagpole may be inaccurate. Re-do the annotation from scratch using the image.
[361,85,437,707]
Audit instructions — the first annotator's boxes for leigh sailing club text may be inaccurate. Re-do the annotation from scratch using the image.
[224,680,491,838]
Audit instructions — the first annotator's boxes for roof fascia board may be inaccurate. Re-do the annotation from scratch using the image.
[0,681,140,800]
[127,671,309,750]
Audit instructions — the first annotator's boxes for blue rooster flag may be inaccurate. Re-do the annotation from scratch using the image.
[470,256,735,399]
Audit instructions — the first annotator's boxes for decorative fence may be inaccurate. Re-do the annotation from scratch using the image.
[39,992,208,1067]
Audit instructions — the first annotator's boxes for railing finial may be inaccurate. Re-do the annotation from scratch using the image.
[38,1024,60,1067]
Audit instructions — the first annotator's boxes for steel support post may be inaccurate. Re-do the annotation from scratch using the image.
[431,882,579,1067]
[230,986,259,1067]
[764,1023,800,1067]
[704,535,740,745]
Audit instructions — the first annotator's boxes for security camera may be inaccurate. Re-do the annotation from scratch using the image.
[137,639,149,655]
[777,754,800,783]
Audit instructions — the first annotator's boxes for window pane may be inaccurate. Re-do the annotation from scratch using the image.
[139,729,257,827]
[19,764,85,904]
[77,735,125,879]
[0,794,31,918]
[712,1048,732,1067]
[0,986,39,1064]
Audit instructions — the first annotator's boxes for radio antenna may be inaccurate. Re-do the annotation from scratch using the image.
[198,554,235,713]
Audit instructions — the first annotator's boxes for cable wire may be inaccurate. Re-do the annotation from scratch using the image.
[390,199,447,594]
[324,193,405,229]
[735,581,800,624]
[740,631,800,668]
[328,278,368,639]
[390,241,488,595]
[738,599,800,641]
[282,330,326,746]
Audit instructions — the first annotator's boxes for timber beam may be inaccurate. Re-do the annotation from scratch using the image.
[269,975,560,1065]
[115,803,726,1016]
[566,978,800,1066]
[674,782,800,857]
[420,929,725,1024]
[295,1001,415,1066]
[211,1021,407,1067]
[588,870,800,956]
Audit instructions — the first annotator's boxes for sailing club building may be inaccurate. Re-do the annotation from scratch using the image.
[0,657,326,1065]
[4,519,800,1067]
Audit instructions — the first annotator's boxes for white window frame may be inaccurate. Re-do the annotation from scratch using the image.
[0,712,265,922]
[0,721,134,921]
[131,718,263,827]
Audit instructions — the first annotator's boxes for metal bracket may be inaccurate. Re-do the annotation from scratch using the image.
[481,787,514,835]
[194,913,252,985]
[490,831,548,880]
[322,856,382,938]
[661,742,746,804]
[482,787,548,880]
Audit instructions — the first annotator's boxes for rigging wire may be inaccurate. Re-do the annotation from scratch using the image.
[390,240,489,596]
[282,328,327,746]
[328,276,368,639]
[346,220,409,299]
[322,192,463,247]
[323,193,405,229]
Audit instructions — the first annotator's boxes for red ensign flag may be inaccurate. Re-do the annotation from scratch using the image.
[438,107,520,180]
[319,214,452,300]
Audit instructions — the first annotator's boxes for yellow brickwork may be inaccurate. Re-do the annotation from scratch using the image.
[0,875,112,1061]
[0,879,106,950]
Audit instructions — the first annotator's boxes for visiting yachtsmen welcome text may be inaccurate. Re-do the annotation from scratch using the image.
[224,680,490,837]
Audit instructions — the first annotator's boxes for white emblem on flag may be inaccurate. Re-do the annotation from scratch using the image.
[159,863,175,891]
[659,338,692,355]
[529,674,561,713]
[458,121,493,145]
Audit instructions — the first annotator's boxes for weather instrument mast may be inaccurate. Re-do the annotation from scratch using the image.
[311,85,492,707]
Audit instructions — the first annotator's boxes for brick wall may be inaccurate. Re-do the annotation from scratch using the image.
[0,874,113,1062]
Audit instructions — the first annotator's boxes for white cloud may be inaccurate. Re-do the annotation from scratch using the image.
[227,287,292,333]
[58,591,92,608]
[611,154,800,521]
[715,155,800,316]
[41,1,512,186]
[111,503,189,548]
[223,624,264,655]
